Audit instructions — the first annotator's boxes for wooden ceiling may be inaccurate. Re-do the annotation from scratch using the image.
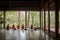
[0,0,55,11]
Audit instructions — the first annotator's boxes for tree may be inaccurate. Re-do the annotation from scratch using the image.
[0,11,4,29]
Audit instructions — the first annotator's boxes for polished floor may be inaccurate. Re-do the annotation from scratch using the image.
[0,29,54,40]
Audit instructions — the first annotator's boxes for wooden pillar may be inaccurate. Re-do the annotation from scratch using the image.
[44,7,46,40]
[44,7,46,31]
[55,1,59,40]
[18,11,20,25]
[40,10,42,30]
[28,12,29,27]
[4,11,6,28]
[40,11,41,29]
[48,1,50,40]
[42,10,43,30]
[25,11,27,28]
[41,11,42,29]
[31,12,34,29]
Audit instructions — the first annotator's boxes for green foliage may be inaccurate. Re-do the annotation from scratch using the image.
[6,11,40,27]
[29,11,40,27]
[50,11,55,27]
[0,11,4,24]
[6,11,18,23]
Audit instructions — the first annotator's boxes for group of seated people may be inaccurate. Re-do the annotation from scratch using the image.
[5,24,34,30]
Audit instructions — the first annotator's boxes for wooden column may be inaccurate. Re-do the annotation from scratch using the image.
[48,1,50,40]
[28,12,29,27]
[44,7,46,31]
[55,1,59,40]
[4,11,6,28]
[44,7,46,40]
[40,10,42,30]
[40,11,41,29]
[18,11,20,25]
[41,11,42,29]
[42,11,43,30]
[25,11,27,28]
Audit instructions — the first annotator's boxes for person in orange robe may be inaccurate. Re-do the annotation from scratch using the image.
[22,24,24,29]
[12,24,16,30]
[7,24,10,30]
[17,24,20,29]
[31,25,33,29]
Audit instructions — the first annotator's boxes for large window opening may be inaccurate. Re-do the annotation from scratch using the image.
[5,11,40,29]
[28,11,40,28]
[50,11,55,32]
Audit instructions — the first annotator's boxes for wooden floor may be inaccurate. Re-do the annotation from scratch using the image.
[0,29,54,40]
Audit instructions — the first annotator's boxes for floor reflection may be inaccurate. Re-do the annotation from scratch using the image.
[0,29,54,40]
